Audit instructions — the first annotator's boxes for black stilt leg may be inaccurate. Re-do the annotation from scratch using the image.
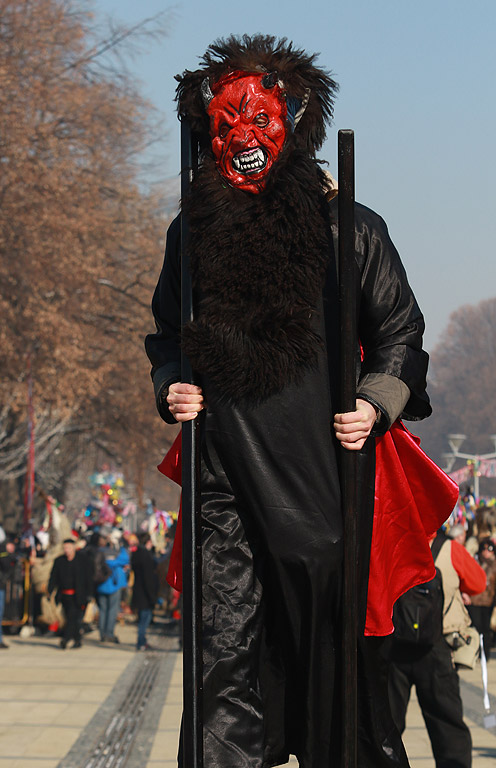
[338,129,358,768]
[180,118,203,768]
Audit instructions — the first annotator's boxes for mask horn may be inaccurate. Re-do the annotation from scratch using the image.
[261,72,277,89]
[201,77,214,109]
[294,88,311,128]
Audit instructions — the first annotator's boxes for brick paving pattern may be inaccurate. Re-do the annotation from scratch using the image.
[0,622,494,767]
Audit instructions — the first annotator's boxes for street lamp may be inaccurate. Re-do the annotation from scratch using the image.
[443,434,496,499]
[441,453,456,473]
[447,434,467,453]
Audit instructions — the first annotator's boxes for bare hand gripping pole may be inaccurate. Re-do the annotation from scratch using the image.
[338,129,358,768]
[180,118,203,768]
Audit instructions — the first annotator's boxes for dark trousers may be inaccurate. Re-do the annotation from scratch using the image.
[0,588,5,643]
[137,608,153,649]
[60,595,83,643]
[388,638,472,768]
[467,605,492,661]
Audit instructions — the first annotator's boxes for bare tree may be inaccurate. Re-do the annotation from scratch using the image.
[415,297,496,496]
[0,0,178,522]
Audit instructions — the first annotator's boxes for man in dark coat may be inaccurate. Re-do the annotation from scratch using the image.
[48,538,88,648]
[0,537,17,649]
[145,34,437,768]
[131,532,157,651]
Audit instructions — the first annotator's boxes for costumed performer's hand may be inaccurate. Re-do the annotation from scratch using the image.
[333,399,377,451]
[167,382,205,422]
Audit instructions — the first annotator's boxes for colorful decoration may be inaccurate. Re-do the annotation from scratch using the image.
[143,503,177,552]
[445,495,496,531]
[80,467,177,542]
[449,457,496,485]
[83,467,129,527]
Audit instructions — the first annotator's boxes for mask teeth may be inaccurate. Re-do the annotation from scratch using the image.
[233,148,266,172]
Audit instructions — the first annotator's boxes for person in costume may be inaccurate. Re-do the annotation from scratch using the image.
[145,34,456,768]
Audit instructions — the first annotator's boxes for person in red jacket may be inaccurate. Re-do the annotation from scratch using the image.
[388,530,486,768]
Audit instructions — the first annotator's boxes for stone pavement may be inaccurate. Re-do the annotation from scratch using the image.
[0,620,495,767]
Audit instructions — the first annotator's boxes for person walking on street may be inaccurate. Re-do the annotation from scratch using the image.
[48,538,88,649]
[389,530,486,768]
[131,532,157,650]
[468,538,496,661]
[96,539,129,643]
[0,537,17,649]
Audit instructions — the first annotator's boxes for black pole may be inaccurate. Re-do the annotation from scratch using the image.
[180,118,203,768]
[338,129,358,768]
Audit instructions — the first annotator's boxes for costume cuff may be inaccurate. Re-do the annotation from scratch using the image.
[152,363,181,424]
[357,373,410,435]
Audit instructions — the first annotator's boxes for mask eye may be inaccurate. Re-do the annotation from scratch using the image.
[219,123,230,139]
[254,113,269,128]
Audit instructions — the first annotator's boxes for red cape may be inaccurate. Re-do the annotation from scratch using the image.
[158,422,458,636]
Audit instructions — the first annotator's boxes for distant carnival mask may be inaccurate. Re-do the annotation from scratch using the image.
[204,72,287,194]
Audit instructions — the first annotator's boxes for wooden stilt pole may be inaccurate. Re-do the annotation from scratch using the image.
[338,129,358,768]
[180,118,203,768]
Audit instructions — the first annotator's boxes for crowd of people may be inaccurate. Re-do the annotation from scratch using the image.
[1,506,496,657]
[0,516,179,651]
[1,500,495,763]
[449,507,496,661]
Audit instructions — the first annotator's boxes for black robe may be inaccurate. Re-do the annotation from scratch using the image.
[145,196,431,768]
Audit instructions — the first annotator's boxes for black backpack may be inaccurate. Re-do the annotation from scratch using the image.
[392,535,445,647]
[93,549,111,585]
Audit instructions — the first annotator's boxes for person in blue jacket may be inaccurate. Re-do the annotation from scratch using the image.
[96,538,129,643]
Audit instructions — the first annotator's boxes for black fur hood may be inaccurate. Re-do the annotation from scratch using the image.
[175,34,338,156]
[181,150,334,405]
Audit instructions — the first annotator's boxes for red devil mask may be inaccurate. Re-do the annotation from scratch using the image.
[205,72,287,193]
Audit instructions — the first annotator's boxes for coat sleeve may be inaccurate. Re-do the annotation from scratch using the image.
[112,548,130,569]
[354,203,431,423]
[144,215,182,424]
[357,372,410,434]
[450,541,487,595]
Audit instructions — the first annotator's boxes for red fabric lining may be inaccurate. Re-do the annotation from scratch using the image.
[159,423,458,636]
[157,432,183,592]
[368,422,458,635]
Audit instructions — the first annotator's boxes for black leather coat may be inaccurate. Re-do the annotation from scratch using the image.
[146,196,431,427]
[145,197,431,768]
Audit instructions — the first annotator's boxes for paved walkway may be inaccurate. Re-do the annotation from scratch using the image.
[0,621,495,767]
[403,663,496,767]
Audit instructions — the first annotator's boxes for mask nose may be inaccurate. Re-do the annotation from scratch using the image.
[230,127,254,152]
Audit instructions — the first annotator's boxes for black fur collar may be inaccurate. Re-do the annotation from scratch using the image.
[181,150,333,404]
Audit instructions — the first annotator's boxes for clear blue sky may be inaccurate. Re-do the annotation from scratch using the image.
[96,0,495,351]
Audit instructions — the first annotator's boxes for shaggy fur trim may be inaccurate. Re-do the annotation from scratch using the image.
[181,149,333,404]
[175,34,338,156]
